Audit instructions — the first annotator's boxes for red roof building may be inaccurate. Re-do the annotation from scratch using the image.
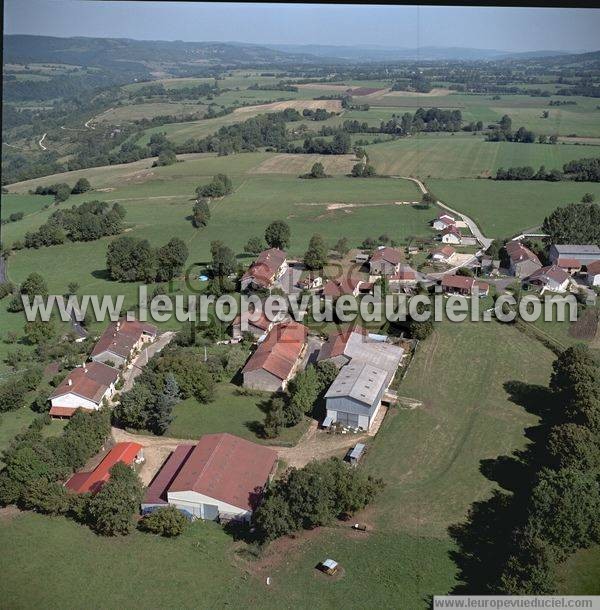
[441,274,489,296]
[91,319,157,366]
[242,321,308,391]
[49,361,118,417]
[430,245,456,262]
[65,442,143,494]
[369,247,402,275]
[166,433,278,520]
[322,276,363,298]
[241,248,287,290]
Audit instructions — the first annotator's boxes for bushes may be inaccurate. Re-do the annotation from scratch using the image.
[140,506,188,537]
[196,174,232,198]
[253,458,384,541]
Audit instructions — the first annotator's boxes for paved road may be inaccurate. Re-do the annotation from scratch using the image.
[395,176,493,250]
[121,331,176,392]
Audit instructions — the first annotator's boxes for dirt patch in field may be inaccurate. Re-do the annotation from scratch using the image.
[122,169,155,183]
[253,153,355,175]
[349,87,386,96]
[296,83,352,92]
[95,187,115,192]
[233,99,342,116]
[383,87,452,97]
[569,308,599,340]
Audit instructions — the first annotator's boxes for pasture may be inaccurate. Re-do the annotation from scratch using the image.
[428,178,600,238]
[367,132,600,179]
[95,102,208,124]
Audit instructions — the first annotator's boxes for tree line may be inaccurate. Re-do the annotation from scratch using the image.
[495,158,600,183]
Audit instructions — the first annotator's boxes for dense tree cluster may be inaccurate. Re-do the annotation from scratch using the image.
[486,116,536,143]
[562,158,600,182]
[495,166,562,182]
[106,236,189,282]
[24,200,126,248]
[450,345,600,594]
[253,458,384,541]
[196,173,233,198]
[542,203,600,246]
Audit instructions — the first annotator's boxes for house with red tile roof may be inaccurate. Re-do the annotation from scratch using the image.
[49,361,118,418]
[440,225,462,245]
[322,276,363,298]
[556,258,582,275]
[65,442,143,494]
[242,321,308,391]
[432,213,456,231]
[91,319,157,368]
[231,308,283,340]
[441,274,490,297]
[240,248,287,291]
[165,433,278,521]
[430,245,456,264]
[369,247,402,275]
[586,260,600,287]
[526,265,571,293]
[388,265,418,289]
[505,241,542,279]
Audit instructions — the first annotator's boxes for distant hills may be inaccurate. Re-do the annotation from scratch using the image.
[264,43,576,62]
[3,35,596,70]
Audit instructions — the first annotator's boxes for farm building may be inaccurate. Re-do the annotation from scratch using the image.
[585,261,600,286]
[388,265,418,289]
[441,275,490,297]
[430,245,456,264]
[91,319,157,368]
[318,326,404,385]
[65,442,143,494]
[242,321,308,391]
[231,308,283,340]
[141,445,195,514]
[432,213,456,231]
[526,265,571,293]
[555,258,581,275]
[549,244,600,267]
[324,361,388,430]
[240,248,287,291]
[322,276,363,298]
[297,273,323,290]
[369,247,403,275]
[49,361,118,418]
[164,433,278,522]
[440,225,462,245]
[505,241,542,279]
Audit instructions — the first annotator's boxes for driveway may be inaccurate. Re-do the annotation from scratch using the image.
[121,331,176,392]
[276,263,303,295]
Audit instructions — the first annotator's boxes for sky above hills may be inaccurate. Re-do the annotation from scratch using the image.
[4,1,599,54]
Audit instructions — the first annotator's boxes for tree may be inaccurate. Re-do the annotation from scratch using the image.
[71,178,91,194]
[89,462,143,536]
[211,243,237,278]
[253,493,295,541]
[140,506,188,537]
[147,373,179,435]
[155,149,176,166]
[113,384,154,429]
[192,198,211,227]
[263,399,285,438]
[542,204,600,248]
[244,236,265,255]
[303,162,326,179]
[421,192,435,207]
[528,467,600,560]
[581,193,595,203]
[21,479,70,515]
[0,377,28,412]
[106,237,156,282]
[303,234,328,270]
[265,220,290,250]
[288,366,321,415]
[196,174,233,198]
[67,282,79,295]
[547,424,600,471]
[24,318,55,344]
[333,237,349,258]
[53,183,71,203]
[155,238,189,282]
[316,361,339,392]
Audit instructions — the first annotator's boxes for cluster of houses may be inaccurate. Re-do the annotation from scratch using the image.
[505,241,600,293]
[48,319,157,418]
[432,212,464,245]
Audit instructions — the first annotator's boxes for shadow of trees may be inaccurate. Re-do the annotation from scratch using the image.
[448,379,558,593]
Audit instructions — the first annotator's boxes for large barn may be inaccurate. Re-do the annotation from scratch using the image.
[143,433,278,522]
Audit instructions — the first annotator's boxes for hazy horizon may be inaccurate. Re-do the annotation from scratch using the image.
[4,2,600,54]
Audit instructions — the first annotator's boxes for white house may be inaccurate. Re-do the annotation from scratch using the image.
[432,213,456,231]
[526,265,571,293]
[585,261,600,287]
[430,245,456,264]
[164,433,278,522]
[440,225,462,244]
[49,361,118,417]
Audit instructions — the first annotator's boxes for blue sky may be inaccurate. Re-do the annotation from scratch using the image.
[4,2,599,52]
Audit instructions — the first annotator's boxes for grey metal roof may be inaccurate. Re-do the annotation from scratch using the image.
[349,443,366,460]
[344,333,404,376]
[324,362,388,406]
[552,244,600,254]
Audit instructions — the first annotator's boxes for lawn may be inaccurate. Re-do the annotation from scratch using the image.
[168,382,309,447]
[367,132,600,179]
[95,102,208,123]
[558,545,600,595]
[428,178,600,238]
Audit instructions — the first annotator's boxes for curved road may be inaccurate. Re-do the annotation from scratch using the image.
[395,175,493,250]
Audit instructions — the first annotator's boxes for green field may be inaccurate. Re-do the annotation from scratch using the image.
[168,383,309,446]
[96,102,208,124]
[428,178,600,238]
[367,132,600,179]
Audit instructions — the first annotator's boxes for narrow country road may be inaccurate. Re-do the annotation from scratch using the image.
[395,175,493,250]
[38,133,47,150]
